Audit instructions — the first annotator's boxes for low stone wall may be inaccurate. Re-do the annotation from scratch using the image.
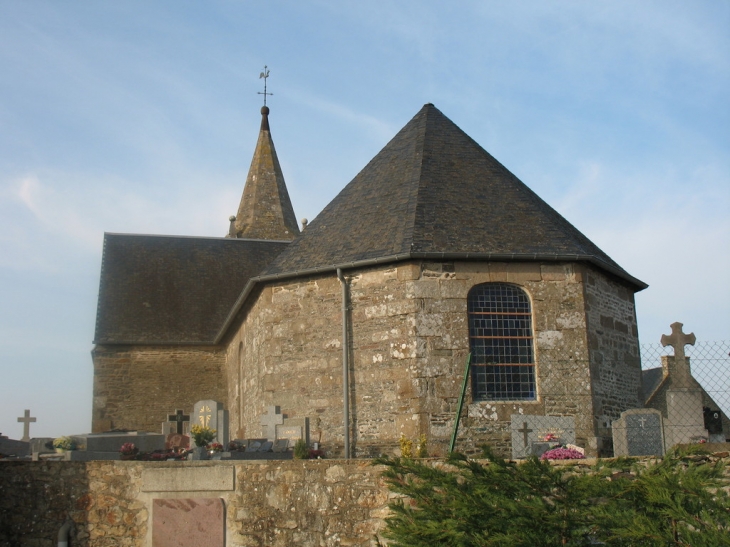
[6,452,727,546]
[0,459,392,547]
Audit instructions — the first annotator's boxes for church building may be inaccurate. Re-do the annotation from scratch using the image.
[92,103,647,457]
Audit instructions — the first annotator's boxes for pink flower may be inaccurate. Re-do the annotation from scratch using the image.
[540,447,585,460]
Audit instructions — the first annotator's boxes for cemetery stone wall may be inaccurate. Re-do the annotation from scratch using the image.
[92,346,227,433]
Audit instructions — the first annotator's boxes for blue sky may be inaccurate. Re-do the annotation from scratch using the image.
[1,1,728,439]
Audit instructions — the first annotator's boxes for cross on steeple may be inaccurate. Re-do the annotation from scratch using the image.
[17,409,36,442]
[258,65,273,106]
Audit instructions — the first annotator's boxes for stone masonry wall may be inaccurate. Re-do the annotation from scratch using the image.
[92,345,227,433]
[0,460,391,547]
[228,260,619,458]
[583,270,642,454]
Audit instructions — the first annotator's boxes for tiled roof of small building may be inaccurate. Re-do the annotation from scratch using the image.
[94,233,289,344]
[263,104,644,289]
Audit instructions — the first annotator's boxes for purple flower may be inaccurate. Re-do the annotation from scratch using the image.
[540,447,585,460]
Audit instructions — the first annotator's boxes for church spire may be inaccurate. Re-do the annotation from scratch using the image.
[231,105,300,240]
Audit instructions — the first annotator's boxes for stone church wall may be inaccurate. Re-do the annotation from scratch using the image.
[228,260,637,458]
[92,346,227,433]
[582,269,643,453]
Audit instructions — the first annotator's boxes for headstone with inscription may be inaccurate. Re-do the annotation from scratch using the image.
[276,417,310,446]
[612,408,665,457]
[193,400,229,447]
[510,415,576,460]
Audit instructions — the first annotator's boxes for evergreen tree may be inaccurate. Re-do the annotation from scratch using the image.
[374,446,730,547]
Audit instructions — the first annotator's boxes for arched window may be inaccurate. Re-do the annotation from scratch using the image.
[468,283,535,400]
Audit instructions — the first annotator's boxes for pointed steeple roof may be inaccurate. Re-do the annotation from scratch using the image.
[233,106,300,240]
[263,104,645,289]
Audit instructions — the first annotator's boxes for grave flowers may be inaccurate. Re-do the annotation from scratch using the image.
[119,442,138,460]
[540,444,585,461]
[207,442,224,458]
[190,425,216,447]
[52,436,76,452]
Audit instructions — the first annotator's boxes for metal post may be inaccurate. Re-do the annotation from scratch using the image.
[337,268,350,459]
[449,353,472,453]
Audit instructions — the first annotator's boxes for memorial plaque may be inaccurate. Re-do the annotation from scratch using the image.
[273,439,290,453]
[612,409,665,457]
[165,434,190,451]
[152,498,224,547]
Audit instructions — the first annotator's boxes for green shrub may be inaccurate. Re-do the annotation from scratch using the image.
[293,438,308,459]
[374,445,730,547]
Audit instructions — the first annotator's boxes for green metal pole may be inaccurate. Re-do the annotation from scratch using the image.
[449,353,472,453]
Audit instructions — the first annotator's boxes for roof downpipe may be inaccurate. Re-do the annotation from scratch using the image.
[337,268,350,459]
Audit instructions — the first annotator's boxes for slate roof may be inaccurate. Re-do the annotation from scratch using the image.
[94,233,289,344]
[233,106,300,240]
[263,104,646,290]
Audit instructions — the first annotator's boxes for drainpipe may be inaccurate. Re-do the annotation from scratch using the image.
[58,519,74,547]
[337,268,350,459]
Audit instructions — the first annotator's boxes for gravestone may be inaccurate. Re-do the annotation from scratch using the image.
[246,441,262,452]
[260,406,284,441]
[273,439,290,453]
[660,323,708,447]
[16,409,36,442]
[162,409,190,436]
[193,400,229,447]
[276,417,310,446]
[612,408,665,457]
[152,498,224,547]
[510,415,576,460]
[704,407,725,443]
[0,435,30,457]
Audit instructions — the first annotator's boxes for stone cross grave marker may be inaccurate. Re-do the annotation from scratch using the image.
[612,408,665,457]
[167,410,190,435]
[17,409,36,442]
[260,406,284,441]
[661,322,696,386]
[511,415,576,459]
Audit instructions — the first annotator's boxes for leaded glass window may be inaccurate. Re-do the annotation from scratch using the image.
[468,283,536,400]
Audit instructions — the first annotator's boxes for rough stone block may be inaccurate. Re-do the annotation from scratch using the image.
[142,466,235,492]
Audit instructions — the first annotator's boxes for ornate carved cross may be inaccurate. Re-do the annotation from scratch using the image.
[661,322,696,364]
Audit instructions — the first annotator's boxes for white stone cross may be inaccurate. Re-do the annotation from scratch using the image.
[17,409,36,442]
[260,406,284,441]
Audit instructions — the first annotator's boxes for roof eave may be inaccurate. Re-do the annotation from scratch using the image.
[212,251,647,344]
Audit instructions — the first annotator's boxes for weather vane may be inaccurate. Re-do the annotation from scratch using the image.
[258,65,272,106]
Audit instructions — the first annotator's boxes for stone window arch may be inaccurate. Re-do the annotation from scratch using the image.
[467,283,536,400]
